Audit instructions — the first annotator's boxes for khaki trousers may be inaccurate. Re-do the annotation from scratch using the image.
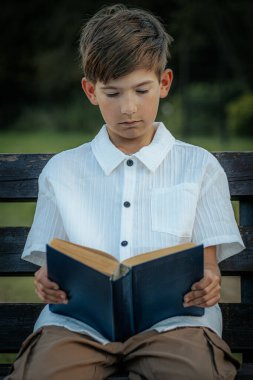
[6,326,239,380]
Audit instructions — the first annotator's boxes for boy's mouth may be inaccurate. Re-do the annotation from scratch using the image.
[120,120,141,125]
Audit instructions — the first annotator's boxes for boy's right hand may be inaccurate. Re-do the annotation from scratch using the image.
[34,265,68,304]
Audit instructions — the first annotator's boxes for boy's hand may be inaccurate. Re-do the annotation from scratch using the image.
[183,245,221,308]
[183,268,221,308]
[34,265,68,304]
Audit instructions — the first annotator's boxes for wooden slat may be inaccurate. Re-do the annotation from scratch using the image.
[0,227,29,254]
[0,154,52,201]
[0,253,39,275]
[0,226,252,274]
[241,275,253,304]
[0,303,252,353]
[0,153,252,201]
[0,364,11,378]
[220,226,253,273]
[221,304,253,352]
[0,304,43,352]
[236,365,253,380]
[214,152,253,199]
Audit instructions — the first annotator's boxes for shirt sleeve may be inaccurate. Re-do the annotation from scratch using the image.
[21,165,67,267]
[192,156,245,263]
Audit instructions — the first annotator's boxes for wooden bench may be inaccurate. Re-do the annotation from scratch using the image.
[0,152,253,379]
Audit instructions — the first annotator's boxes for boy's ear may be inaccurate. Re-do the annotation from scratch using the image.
[81,78,98,105]
[160,69,173,98]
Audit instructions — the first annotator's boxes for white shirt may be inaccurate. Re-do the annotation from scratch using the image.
[22,122,245,344]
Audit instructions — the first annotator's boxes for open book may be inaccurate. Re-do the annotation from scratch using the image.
[47,239,204,341]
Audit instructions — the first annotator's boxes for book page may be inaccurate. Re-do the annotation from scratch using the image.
[122,243,196,267]
[111,263,130,280]
[49,238,119,276]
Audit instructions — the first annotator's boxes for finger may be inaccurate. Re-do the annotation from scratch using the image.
[184,278,220,302]
[184,284,221,307]
[36,283,68,301]
[34,268,59,290]
[35,276,59,291]
[193,294,221,308]
[35,288,68,304]
[191,276,213,291]
[189,273,220,296]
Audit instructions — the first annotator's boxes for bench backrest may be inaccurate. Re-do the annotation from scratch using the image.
[0,152,253,365]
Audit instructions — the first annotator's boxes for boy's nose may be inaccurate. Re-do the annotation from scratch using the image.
[120,96,137,115]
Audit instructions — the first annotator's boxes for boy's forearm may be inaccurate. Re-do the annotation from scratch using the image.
[204,246,221,279]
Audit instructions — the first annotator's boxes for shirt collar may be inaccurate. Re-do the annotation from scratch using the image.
[91,122,175,175]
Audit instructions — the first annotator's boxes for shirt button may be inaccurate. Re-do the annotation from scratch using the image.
[123,201,131,208]
[126,159,134,166]
[121,241,128,247]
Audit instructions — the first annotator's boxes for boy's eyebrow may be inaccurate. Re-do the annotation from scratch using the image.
[100,80,155,90]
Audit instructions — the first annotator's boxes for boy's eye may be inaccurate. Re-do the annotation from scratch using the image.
[136,90,149,94]
[106,93,119,97]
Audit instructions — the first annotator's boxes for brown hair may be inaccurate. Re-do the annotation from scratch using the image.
[79,4,173,84]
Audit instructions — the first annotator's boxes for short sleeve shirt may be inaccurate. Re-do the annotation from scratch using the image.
[22,122,245,344]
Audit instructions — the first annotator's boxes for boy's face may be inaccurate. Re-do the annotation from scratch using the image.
[82,68,172,150]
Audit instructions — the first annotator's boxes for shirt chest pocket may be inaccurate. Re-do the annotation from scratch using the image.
[151,183,199,237]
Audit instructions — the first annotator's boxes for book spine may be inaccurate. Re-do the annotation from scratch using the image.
[112,270,134,342]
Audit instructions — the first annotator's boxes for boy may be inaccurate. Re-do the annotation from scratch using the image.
[7,4,244,380]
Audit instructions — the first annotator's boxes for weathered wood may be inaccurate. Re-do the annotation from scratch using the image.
[220,226,253,273]
[241,275,253,304]
[220,304,253,352]
[240,201,253,226]
[235,364,253,380]
[214,152,253,199]
[0,227,29,254]
[0,153,252,200]
[0,253,39,275]
[0,303,43,352]
[0,154,51,201]
[0,226,252,274]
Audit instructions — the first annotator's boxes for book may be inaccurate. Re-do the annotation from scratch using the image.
[46,239,204,342]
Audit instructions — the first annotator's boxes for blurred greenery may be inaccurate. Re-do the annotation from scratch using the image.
[6,80,253,139]
[226,92,253,136]
[1,0,253,137]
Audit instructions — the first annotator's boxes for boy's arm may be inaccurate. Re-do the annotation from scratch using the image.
[183,246,221,308]
[34,266,68,304]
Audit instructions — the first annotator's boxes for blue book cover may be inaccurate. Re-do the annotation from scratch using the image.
[47,240,204,342]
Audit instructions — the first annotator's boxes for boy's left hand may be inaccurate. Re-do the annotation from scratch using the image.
[183,269,221,308]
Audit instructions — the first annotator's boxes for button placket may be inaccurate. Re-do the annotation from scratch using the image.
[119,159,136,261]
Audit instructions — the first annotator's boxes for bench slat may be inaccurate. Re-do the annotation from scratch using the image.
[0,303,252,353]
[0,303,43,352]
[0,154,51,201]
[0,153,253,200]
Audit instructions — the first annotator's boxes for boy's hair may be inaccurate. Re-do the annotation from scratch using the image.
[79,4,173,84]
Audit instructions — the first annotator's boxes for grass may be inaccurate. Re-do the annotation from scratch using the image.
[0,130,94,153]
[0,130,253,153]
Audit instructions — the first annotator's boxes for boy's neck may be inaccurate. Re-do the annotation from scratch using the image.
[107,127,156,155]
